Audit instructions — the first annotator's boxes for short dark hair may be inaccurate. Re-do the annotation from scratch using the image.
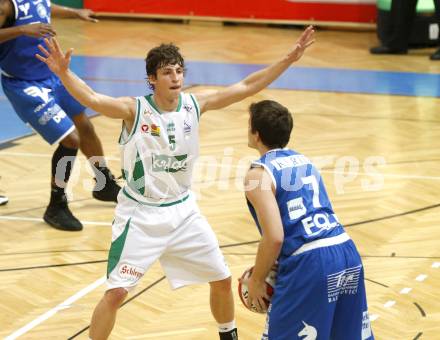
[145,43,185,89]
[249,100,293,148]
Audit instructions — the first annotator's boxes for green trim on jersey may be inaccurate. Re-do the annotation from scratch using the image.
[189,94,200,121]
[119,98,141,145]
[145,94,182,114]
[107,218,131,278]
[128,150,146,195]
[122,187,189,207]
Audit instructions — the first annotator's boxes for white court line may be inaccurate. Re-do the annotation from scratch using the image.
[0,215,111,226]
[399,287,412,294]
[370,314,380,322]
[4,276,106,340]
[415,274,428,282]
[384,300,396,308]
[0,151,119,161]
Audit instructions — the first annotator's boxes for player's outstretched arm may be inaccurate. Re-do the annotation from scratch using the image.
[36,37,134,121]
[196,26,315,114]
[244,167,284,312]
[52,4,98,22]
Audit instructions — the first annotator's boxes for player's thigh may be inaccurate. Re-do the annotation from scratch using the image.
[160,209,230,289]
[2,76,75,145]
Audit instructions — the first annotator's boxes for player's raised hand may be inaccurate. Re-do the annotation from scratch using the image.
[286,25,315,62]
[35,38,73,76]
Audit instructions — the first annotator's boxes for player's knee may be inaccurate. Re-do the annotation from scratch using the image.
[104,288,128,309]
[76,117,96,139]
[60,131,80,149]
[210,276,232,294]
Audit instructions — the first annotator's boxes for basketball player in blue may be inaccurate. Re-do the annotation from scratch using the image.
[0,0,120,231]
[244,100,374,339]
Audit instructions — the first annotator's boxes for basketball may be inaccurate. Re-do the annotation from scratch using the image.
[238,266,276,313]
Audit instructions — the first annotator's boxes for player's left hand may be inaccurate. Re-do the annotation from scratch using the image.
[287,25,315,62]
[247,276,269,313]
[76,9,98,23]
[36,38,73,76]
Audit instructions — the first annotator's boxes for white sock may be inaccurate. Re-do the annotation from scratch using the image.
[218,320,236,333]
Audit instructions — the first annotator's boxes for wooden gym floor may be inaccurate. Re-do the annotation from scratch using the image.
[0,18,439,339]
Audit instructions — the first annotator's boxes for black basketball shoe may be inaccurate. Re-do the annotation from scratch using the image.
[219,329,238,340]
[43,194,83,231]
[92,167,121,203]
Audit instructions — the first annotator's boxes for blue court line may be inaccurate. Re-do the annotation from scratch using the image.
[1,55,439,144]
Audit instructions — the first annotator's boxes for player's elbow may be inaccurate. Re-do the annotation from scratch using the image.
[264,232,283,251]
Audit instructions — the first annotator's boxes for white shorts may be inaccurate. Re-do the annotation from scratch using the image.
[106,189,231,291]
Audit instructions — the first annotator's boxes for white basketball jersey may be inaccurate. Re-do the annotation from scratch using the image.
[119,93,200,205]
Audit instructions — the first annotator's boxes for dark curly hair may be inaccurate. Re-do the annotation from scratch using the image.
[145,43,185,90]
[249,100,293,148]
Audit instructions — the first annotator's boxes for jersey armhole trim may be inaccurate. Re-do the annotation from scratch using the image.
[251,161,277,191]
[119,98,140,145]
[189,93,200,121]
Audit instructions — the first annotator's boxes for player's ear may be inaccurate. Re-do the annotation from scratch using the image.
[255,131,262,144]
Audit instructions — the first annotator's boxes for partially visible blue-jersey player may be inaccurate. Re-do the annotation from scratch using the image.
[0,0,120,231]
[244,100,374,340]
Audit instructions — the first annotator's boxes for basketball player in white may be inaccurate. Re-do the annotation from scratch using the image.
[36,26,314,340]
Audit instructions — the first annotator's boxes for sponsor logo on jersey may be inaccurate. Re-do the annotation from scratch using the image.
[34,99,52,113]
[38,104,66,125]
[151,124,160,137]
[298,321,317,340]
[327,265,362,303]
[36,2,48,19]
[301,212,339,236]
[118,263,144,282]
[24,86,52,103]
[18,3,32,19]
[287,197,306,220]
[184,119,191,134]
[184,103,193,112]
[152,154,187,173]
[270,154,310,171]
[143,108,152,116]
[362,311,372,339]
[166,121,175,133]
[141,124,149,133]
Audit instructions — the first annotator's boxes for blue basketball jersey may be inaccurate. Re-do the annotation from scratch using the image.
[247,148,345,259]
[0,0,52,80]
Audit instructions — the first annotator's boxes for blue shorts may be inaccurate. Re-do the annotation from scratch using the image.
[1,74,86,145]
[263,239,374,340]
